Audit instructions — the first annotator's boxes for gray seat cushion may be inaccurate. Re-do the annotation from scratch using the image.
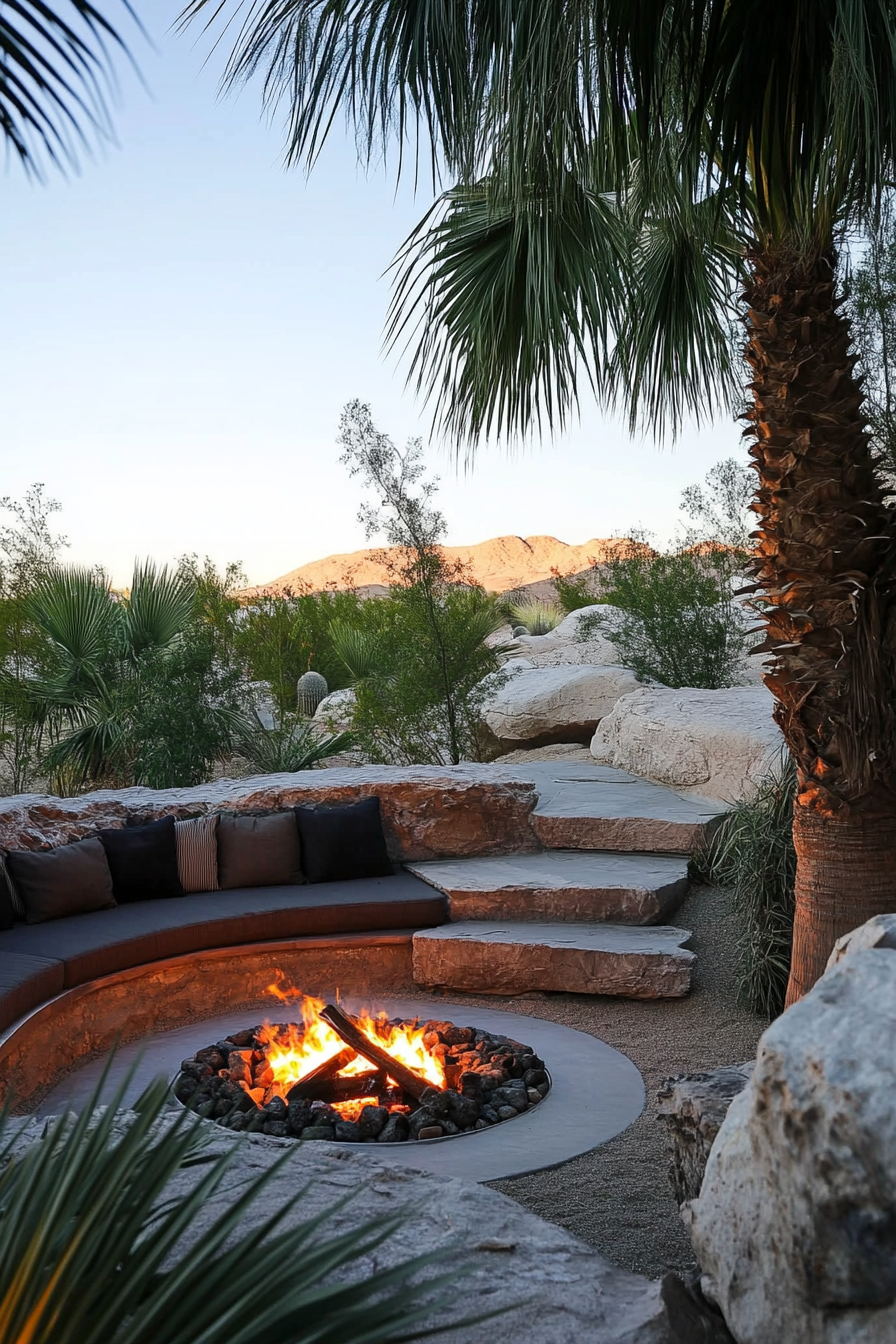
[0,871,446,989]
[0,952,65,1033]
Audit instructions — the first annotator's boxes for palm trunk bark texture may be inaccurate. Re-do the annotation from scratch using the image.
[743,244,896,1005]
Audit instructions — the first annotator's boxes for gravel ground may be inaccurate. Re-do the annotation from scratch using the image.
[427,880,768,1278]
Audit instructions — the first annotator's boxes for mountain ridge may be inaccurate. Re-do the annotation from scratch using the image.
[243,533,637,597]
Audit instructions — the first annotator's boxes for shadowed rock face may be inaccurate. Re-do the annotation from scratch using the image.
[483,664,640,748]
[0,766,539,862]
[657,1063,755,1204]
[685,919,896,1344]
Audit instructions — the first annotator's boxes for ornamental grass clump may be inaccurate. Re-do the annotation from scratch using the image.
[699,752,797,1018]
[507,599,564,635]
[0,1067,478,1344]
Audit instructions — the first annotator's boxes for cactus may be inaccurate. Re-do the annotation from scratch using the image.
[297,670,328,717]
[511,624,530,638]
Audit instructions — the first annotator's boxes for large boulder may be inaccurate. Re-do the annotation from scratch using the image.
[313,687,357,733]
[511,605,622,668]
[482,664,640,748]
[685,920,896,1344]
[590,686,782,802]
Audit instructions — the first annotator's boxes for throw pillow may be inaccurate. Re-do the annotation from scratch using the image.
[217,812,303,890]
[5,837,116,925]
[175,814,219,893]
[98,815,184,903]
[0,853,19,928]
[294,797,393,884]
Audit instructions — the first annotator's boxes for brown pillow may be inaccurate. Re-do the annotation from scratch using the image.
[217,813,303,890]
[5,837,116,925]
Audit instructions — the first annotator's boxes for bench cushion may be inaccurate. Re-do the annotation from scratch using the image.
[0,871,446,990]
[0,952,66,1033]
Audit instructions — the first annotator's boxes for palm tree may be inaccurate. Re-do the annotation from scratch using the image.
[1,1,139,177]
[179,1,896,1004]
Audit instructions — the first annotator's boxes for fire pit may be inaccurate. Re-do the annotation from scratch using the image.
[173,988,550,1143]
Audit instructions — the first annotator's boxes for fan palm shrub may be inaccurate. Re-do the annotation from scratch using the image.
[0,1068,475,1344]
[28,563,243,791]
[180,1,896,1003]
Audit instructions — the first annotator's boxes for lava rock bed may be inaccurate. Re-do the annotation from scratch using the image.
[173,1019,551,1143]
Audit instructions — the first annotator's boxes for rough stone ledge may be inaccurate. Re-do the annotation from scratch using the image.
[656,1063,755,1204]
[4,1107,676,1344]
[0,765,540,863]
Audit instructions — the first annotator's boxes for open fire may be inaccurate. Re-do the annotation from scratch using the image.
[173,982,550,1143]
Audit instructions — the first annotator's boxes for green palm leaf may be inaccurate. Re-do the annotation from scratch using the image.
[0,1,142,178]
[123,561,195,655]
[0,1066,483,1344]
[26,568,119,668]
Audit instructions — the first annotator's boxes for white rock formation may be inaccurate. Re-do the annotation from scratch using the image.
[313,687,357,733]
[590,685,783,802]
[825,912,896,969]
[686,921,896,1344]
[483,664,640,747]
[511,605,622,668]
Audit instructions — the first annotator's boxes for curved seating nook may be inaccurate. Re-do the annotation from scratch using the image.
[0,767,540,1107]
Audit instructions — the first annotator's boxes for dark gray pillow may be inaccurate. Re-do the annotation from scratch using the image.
[5,837,116,925]
[217,813,303,890]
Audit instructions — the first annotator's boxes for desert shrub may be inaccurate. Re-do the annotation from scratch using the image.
[0,1067,474,1344]
[580,549,748,688]
[551,570,599,613]
[236,715,353,772]
[508,598,564,635]
[335,401,509,765]
[698,752,797,1017]
[235,589,366,718]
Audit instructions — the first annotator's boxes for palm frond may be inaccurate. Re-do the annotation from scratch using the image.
[0,1064,484,1344]
[0,0,142,178]
[123,561,195,655]
[388,170,627,443]
[330,620,382,683]
[26,567,119,667]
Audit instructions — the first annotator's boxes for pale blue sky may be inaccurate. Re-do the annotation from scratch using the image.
[0,2,743,586]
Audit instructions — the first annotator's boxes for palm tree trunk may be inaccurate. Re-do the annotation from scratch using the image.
[743,244,896,1004]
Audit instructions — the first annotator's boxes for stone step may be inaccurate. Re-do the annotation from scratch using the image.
[413,921,695,999]
[521,762,723,854]
[405,851,689,925]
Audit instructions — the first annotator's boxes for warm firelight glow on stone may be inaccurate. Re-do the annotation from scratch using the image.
[259,982,447,1099]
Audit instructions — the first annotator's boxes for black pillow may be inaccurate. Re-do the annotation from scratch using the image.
[5,838,116,925]
[98,815,184,903]
[294,797,393,884]
[0,853,18,929]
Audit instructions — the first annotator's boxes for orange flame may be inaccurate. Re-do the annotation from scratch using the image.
[257,981,446,1100]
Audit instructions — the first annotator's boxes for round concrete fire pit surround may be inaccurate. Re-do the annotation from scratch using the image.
[36,997,644,1182]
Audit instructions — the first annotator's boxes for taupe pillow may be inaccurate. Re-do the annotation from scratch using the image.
[217,813,303,890]
[5,837,116,925]
[175,815,219,893]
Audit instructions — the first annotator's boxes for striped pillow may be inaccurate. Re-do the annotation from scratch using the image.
[174,815,219,893]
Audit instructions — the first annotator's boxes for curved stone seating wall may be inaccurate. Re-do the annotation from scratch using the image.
[0,765,539,859]
[0,931,417,1111]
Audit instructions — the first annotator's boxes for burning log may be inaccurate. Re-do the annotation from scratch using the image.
[284,1047,357,1102]
[319,1003,435,1102]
